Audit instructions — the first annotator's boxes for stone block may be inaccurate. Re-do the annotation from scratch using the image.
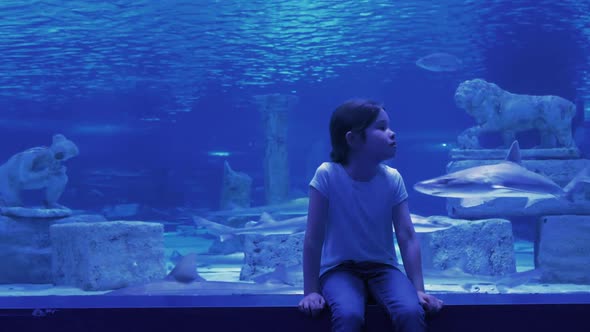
[0,214,105,284]
[418,217,516,276]
[0,215,53,283]
[51,221,166,290]
[535,215,590,284]
[240,233,303,281]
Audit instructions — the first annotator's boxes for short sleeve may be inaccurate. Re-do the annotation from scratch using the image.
[388,168,408,207]
[309,162,331,199]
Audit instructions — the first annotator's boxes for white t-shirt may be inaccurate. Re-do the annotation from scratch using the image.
[309,162,408,276]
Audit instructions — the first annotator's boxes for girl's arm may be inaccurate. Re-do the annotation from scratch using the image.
[393,199,444,312]
[392,199,425,292]
[302,186,328,295]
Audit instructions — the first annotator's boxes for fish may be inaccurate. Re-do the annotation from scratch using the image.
[413,141,590,208]
[409,214,454,233]
[86,168,151,178]
[69,123,154,136]
[107,277,299,296]
[108,252,298,296]
[0,118,153,136]
[251,264,303,286]
[493,268,543,293]
[206,197,309,218]
[164,252,205,283]
[169,250,244,267]
[193,213,307,242]
[424,267,543,293]
[415,52,462,72]
[195,211,446,242]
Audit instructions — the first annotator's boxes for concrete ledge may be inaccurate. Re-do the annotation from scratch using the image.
[0,294,587,332]
[1,293,589,309]
[0,293,590,332]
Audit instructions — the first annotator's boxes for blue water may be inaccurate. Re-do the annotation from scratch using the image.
[1,1,587,213]
[0,0,589,297]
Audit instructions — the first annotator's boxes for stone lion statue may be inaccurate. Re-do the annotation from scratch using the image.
[455,79,576,149]
[0,134,79,209]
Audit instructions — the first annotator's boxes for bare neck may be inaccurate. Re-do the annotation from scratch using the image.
[343,156,380,182]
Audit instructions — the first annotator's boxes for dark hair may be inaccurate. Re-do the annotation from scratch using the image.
[329,99,383,164]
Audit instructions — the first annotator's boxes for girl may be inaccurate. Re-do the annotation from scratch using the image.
[298,99,443,332]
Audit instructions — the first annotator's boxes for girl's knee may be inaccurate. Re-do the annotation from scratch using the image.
[332,306,365,326]
[390,303,425,327]
[399,304,424,317]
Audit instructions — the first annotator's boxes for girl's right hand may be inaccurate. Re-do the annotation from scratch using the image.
[298,292,326,317]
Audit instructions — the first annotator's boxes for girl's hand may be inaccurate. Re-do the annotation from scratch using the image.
[298,292,326,317]
[417,291,443,313]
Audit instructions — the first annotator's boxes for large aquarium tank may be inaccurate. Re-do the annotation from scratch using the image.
[0,0,589,301]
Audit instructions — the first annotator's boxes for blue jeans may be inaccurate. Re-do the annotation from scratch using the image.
[320,261,426,332]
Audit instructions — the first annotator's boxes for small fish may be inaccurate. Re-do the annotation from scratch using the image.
[416,52,462,72]
[414,141,590,208]
[193,213,307,242]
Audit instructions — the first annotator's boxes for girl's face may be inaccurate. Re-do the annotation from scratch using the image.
[362,108,397,161]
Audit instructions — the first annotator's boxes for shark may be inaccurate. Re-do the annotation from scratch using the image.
[193,213,308,242]
[415,52,462,72]
[408,214,454,233]
[251,264,303,286]
[107,252,299,296]
[413,140,590,208]
[194,211,451,242]
[169,250,244,267]
[206,197,309,218]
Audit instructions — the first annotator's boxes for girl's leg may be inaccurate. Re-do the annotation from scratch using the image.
[320,268,367,332]
[366,265,426,332]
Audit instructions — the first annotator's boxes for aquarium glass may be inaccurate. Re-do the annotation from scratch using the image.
[0,0,589,301]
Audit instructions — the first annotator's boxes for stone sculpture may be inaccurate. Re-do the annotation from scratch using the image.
[0,134,78,216]
[455,79,576,149]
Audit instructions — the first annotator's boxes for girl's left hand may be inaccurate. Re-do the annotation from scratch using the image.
[417,291,444,313]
